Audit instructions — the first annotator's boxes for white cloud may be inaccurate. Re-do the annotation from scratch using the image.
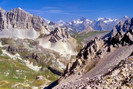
[42,6,57,9]
[27,7,75,15]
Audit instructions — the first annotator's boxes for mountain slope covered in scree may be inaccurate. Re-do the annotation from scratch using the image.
[52,18,133,89]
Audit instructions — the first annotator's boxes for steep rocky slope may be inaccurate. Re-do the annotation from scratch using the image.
[54,58,133,89]
[51,18,133,89]
[0,8,78,88]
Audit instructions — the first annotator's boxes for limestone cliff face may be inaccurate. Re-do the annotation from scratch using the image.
[0,8,50,39]
[0,8,49,31]
[0,8,6,30]
[0,8,78,57]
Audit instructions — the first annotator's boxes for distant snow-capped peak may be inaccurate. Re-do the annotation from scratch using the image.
[71,18,93,24]
[57,20,65,23]
[97,18,118,23]
[72,19,83,24]
[123,16,129,19]
[55,16,130,31]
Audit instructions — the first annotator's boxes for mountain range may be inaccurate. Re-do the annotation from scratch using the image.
[0,8,78,56]
[0,8,79,88]
[56,16,130,32]
[0,7,132,89]
[0,7,130,33]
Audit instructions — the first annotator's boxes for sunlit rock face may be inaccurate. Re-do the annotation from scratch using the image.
[0,8,50,39]
[0,8,78,56]
[0,8,79,88]
[52,18,133,89]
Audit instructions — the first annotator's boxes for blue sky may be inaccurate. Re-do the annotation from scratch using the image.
[0,0,133,21]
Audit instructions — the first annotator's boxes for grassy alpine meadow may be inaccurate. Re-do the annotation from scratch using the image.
[0,55,58,88]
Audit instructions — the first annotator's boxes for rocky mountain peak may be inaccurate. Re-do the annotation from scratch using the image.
[49,27,70,43]
[56,16,130,32]
[0,8,78,56]
[39,26,77,56]
[9,8,32,16]
[52,18,133,89]
[111,18,133,37]
[123,16,129,19]
[0,8,51,39]
[120,16,130,21]
[0,8,49,31]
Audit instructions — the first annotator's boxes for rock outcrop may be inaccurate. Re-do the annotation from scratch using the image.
[63,18,133,78]
[0,8,51,39]
[39,27,78,56]
[50,18,133,89]
[0,8,78,56]
[0,8,49,31]
[49,27,70,43]
[54,59,133,89]
[108,18,133,47]
[63,37,104,76]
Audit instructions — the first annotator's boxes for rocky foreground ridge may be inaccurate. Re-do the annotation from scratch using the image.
[49,18,133,89]
[54,58,133,89]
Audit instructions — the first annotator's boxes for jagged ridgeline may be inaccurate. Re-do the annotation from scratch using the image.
[0,7,132,89]
[0,8,50,38]
[0,8,79,88]
[52,18,133,89]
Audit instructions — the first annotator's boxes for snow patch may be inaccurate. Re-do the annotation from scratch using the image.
[23,60,41,72]
[2,50,20,60]
[18,7,22,10]
[98,18,105,21]
[2,50,41,71]
[98,18,117,23]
